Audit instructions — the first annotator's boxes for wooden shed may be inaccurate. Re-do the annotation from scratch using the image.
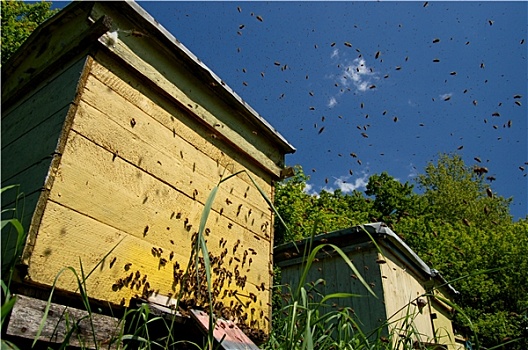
[274,223,464,349]
[1,0,294,340]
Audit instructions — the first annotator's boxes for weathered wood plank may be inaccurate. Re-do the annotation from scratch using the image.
[380,248,434,339]
[50,130,272,247]
[1,5,110,107]
[27,200,270,331]
[86,60,274,192]
[26,128,273,327]
[2,58,85,143]
[1,106,68,190]
[75,84,273,236]
[6,294,120,349]
[90,42,283,178]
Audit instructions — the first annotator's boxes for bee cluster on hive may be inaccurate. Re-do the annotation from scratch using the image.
[109,218,270,343]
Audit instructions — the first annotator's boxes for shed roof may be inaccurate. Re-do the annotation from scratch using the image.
[2,0,295,156]
[274,222,459,296]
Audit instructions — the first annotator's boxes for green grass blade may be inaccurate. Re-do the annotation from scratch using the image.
[1,295,17,329]
[320,293,363,304]
[296,243,376,299]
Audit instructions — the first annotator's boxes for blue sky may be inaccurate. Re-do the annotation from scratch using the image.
[54,1,528,219]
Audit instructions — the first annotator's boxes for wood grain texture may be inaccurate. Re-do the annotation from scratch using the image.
[27,130,272,329]
[87,59,274,191]
[379,248,434,340]
[90,31,283,177]
[27,201,270,331]
[6,294,120,349]
[279,246,386,336]
[2,58,87,199]
[75,77,273,235]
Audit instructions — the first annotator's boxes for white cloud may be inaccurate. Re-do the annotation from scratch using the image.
[303,183,319,196]
[408,163,418,178]
[332,172,369,193]
[327,55,379,107]
[341,58,377,92]
[305,171,370,196]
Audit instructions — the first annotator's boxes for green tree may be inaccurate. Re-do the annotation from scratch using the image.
[274,155,528,349]
[1,0,58,66]
[396,154,527,349]
[274,166,371,245]
[365,171,418,225]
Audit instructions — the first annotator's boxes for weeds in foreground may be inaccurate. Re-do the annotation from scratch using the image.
[1,181,522,349]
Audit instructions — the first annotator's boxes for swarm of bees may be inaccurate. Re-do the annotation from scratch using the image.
[111,220,269,344]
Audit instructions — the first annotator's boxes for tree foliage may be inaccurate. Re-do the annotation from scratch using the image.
[274,154,528,349]
[1,0,58,66]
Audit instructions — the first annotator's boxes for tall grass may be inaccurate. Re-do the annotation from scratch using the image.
[2,179,516,350]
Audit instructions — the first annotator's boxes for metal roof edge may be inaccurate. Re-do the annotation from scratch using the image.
[123,0,296,154]
[273,222,459,295]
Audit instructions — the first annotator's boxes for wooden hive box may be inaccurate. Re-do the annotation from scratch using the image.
[1,0,295,338]
[274,223,463,349]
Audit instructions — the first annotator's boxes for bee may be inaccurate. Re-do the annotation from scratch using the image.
[112,151,118,162]
[130,118,136,127]
[432,38,440,43]
[344,42,352,47]
[135,271,141,279]
[124,263,132,271]
[225,198,232,205]
[169,251,174,260]
[486,188,493,198]
[151,247,158,256]
[110,257,117,268]
[143,225,149,236]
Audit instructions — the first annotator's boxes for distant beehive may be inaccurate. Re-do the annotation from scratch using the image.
[1,1,294,336]
[274,223,464,349]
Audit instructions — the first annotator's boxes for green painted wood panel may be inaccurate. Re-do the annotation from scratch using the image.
[1,57,87,274]
[278,246,388,339]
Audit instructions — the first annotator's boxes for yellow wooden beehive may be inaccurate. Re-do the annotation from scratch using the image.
[1,1,295,337]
